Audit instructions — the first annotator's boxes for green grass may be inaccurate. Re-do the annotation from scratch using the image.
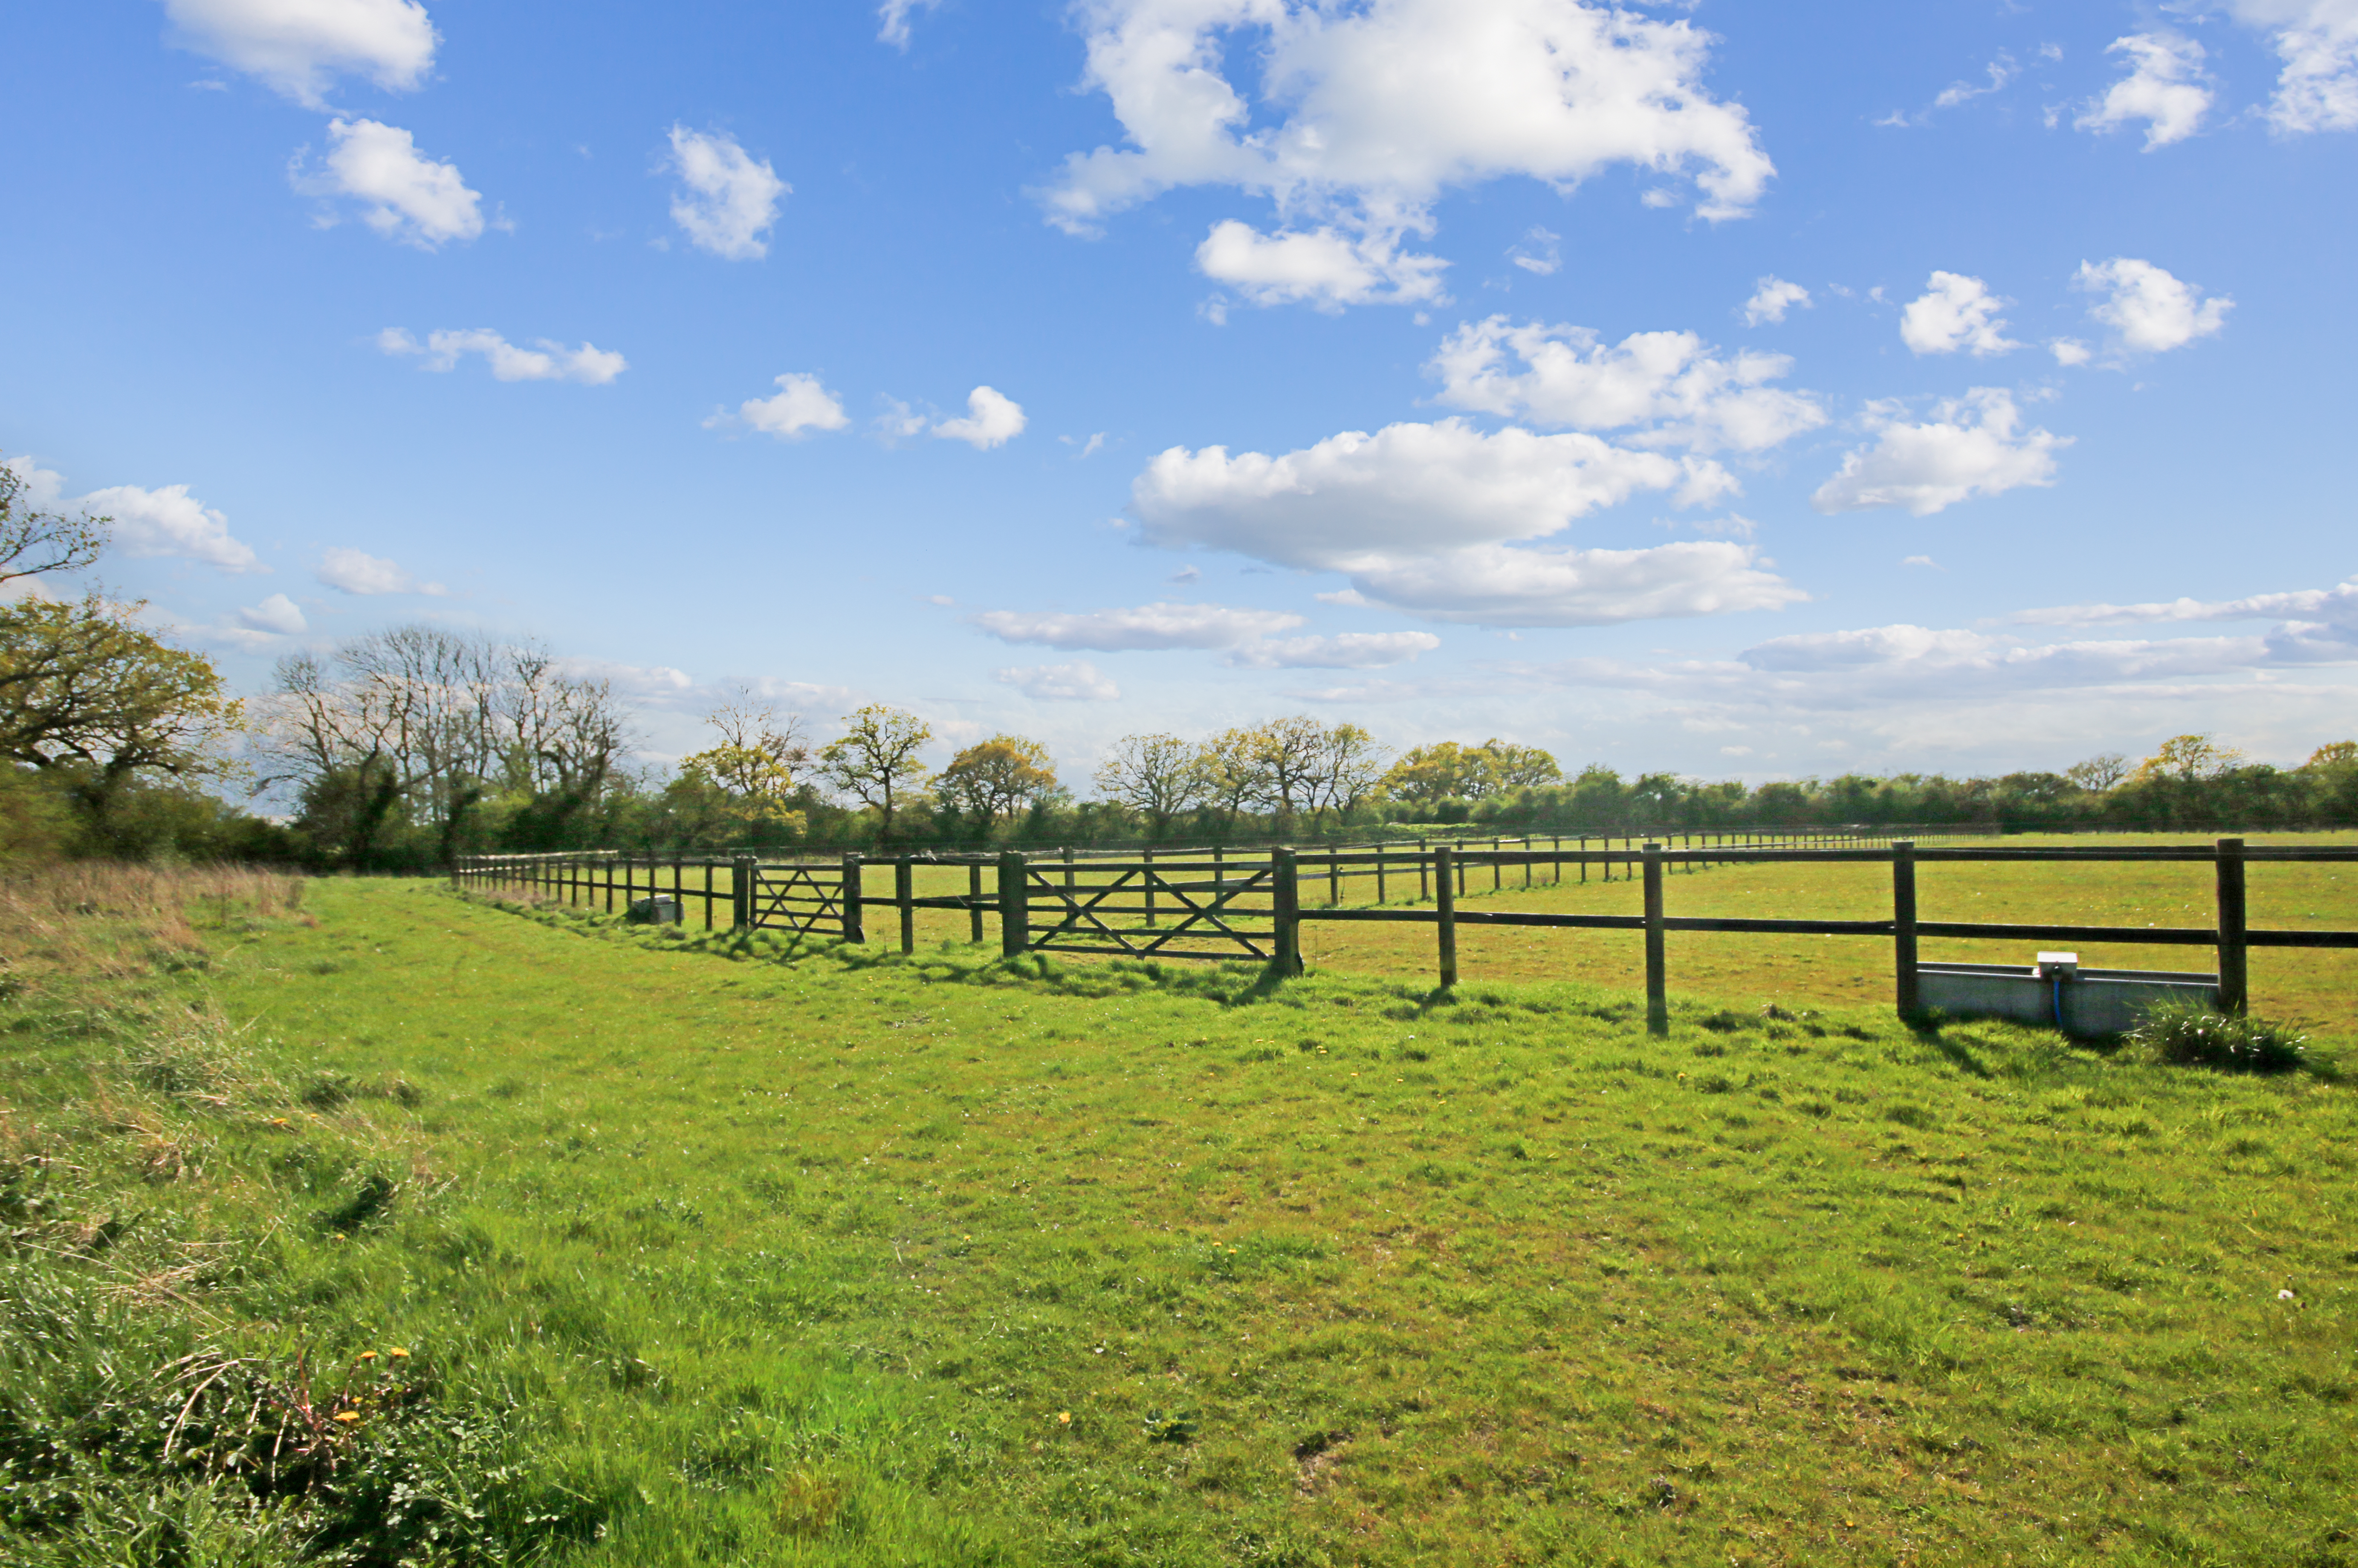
[6,873,2358,1565]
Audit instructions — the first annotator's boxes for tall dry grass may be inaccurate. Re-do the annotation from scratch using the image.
[0,861,310,987]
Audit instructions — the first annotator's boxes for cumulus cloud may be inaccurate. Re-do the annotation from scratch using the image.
[1811,389,2067,516]
[294,118,483,247]
[972,602,1304,651]
[378,327,625,384]
[2227,0,2358,133]
[877,0,942,49]
[1898,272,2018,357]
[1135,418,1727,573]
[2072,257,2232,355]
[992,662,1123,700]
[69,479,264,573]
[1226,631,1442,668]
[1195,220,1449,310]
[234,592,308,635]
[932,386,1027,449]
[1337,540,1802,627]
[1039,0,1773,310]
[1742,276,1811,326]
[711,372,850,439]
[666,126,786,260]
[1428,316,1826,453]
[316,547,444,596]
[164,0,436,108]
[2075,33,2212,149]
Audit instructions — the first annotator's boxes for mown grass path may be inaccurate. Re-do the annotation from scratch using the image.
[204,880,2356,1566]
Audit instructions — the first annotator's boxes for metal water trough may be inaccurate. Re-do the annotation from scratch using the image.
[626,894,683,925]
[1916,951,2217,1036]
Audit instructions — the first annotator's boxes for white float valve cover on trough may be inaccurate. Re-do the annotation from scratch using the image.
[2034,951,2080,980]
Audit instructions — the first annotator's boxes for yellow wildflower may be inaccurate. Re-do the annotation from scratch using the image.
[334,1411,362,1424]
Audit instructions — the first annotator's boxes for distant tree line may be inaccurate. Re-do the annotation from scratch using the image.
[3,480,2353,870]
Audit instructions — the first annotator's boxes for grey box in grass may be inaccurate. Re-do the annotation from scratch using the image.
[1916,961,2218,1036]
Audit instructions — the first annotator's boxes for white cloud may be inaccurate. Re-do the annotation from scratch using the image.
[1811,388,2067,516]
[1336,540,1803,627]
[1195,220,1449,309]
[973,602,1304,650]
[1039,0,1774,310]
[1428,316,1826,453]
[874,398,930,441]
[2011,576,2358,634]
[1134,417,1727,571]
[2049,338,2093,366]
[73,480,264,573]
[665,126,786,261]
[235,592,308,634]
[1898,271,2018,357]
[932,386,1027,448]
[877,0,942,49]
[715,372,850,439]
[2072,257,2232,355]
[1934,55,2018,110]
[294,118,483,248]
[2074,33,2212,149]
[1225,631,1443,668]
[2226,1,2358,133]
[163,0,436,108]
[378,327,625,383]
[1507,226,1561,276]
[1741,276,1811,326]
[992,662,1123,700]
[316,547,445,595]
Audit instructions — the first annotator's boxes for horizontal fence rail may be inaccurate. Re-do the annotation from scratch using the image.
[453,832,2358,1034]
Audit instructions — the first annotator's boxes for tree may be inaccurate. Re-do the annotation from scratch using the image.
[680,688,806,805]
[0,595,243,821]
[1240,715,1328,820]
[939,735,1059,829]
[1308,722,1389,819]
[257,628,629,865]
[0,455,107,587]
[2065,753,2130,792]
[1483,741,1562,791]
[1381,741,1493,807]
[2133,734,2245,783]
[2304,741,2358,772]
[1093,733,1210,837]
[1199,727,1268,825]
[816,705,932,837]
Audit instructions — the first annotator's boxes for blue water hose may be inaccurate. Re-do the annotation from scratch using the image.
[2052,975,2064,1030]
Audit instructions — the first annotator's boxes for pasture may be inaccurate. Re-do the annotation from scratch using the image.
[3,861,2355,1566]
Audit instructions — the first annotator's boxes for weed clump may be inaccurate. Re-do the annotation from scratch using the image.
[2131,1002,2311,1074]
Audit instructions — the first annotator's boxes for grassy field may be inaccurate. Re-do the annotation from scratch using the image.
[5,867,2356,1565]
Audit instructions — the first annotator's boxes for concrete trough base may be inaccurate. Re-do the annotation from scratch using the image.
[1916,963,2219,1037]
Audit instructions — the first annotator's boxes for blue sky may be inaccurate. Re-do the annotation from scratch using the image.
[6,0,2355,786]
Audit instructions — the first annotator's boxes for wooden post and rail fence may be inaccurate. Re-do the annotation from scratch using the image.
[453,831,2358,1036]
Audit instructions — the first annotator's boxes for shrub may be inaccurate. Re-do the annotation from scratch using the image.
[2130,1002,2309,1074]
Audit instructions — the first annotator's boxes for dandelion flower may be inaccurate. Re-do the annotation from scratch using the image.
[388,1348,410,1359]
[358,1351,378,1362]
[1058,1412,1071,1424]
[334,1410,362,1424]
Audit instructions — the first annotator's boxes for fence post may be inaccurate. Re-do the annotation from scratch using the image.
[732,855,755,930]
[1418,839,1429,902]
[968,862,986,943]
[1434,845,1458,988]
[841,853,865,943]
[1643,842,1668,1037]
[1272,847,1302,976]
[1143,847,1157,927]
[1328,849,1340,908]
[998,851,1028,958]
[1892,841,1919,1022]
[895,856,915,955]
[2215,836,2248,1015]
[1376,848,1387,904]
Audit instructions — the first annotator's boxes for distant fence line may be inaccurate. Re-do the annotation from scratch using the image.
[451,831,2358,1036]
